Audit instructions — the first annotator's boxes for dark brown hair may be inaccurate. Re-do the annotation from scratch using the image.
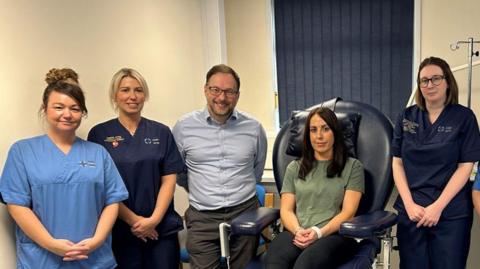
[205,64,240,91]
[415,56,459,110]
[41,68,87,115]
[298,107,347,179]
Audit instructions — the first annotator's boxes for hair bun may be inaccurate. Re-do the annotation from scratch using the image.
[45,68,79,85]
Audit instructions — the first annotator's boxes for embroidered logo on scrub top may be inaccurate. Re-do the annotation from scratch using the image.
[437,126,453,133]
[104,136,125,148]
[144,138,160,145]
[79,161,96,168]
[403,119,419,134]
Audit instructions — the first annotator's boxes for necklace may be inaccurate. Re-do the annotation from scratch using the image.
[118,116,139,136]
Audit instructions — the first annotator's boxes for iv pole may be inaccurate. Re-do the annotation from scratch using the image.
[450,37,480,108]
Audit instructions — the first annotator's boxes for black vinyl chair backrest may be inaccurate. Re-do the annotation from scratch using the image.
[272,99,394,214]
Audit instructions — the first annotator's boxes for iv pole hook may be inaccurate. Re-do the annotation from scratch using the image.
[450,37,480,108]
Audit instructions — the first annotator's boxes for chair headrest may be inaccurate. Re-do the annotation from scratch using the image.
[286,110,361,158]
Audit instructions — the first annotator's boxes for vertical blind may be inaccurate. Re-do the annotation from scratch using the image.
[274,0,414,123]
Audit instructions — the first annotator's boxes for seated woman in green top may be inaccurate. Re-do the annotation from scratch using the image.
[265,107,365,269]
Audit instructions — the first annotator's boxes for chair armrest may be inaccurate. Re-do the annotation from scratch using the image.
[339,210,398,238]
[230,207,280,236]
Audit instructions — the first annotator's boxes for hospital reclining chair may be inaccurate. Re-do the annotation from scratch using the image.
[220,98,398,269]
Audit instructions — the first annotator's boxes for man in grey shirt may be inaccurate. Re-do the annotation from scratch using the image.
[172,64,267,269]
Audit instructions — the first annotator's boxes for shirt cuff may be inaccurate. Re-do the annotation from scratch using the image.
[311,226,322,239]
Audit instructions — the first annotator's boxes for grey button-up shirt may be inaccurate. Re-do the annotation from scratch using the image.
[172,108,267,210]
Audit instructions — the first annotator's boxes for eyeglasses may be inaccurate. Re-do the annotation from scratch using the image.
[419,75,445,88]
[207,86,239,98]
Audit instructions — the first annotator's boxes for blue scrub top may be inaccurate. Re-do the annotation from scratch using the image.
[473,163,480,190]
[88,118,184,237]
[0,135,128,269]
[392,104,480,219]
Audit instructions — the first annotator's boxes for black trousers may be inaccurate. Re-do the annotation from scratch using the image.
[185,196,259,269]
[397,213,472,269]
[265,231,358,269]
[113,232,179,269]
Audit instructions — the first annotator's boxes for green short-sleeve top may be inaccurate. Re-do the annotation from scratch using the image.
[281,157,364,228]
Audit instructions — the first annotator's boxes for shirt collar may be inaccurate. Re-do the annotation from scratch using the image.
[202,107,238,124]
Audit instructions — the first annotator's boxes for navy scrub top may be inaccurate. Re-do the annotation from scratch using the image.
[88,117,185,236]
[392,104,480,219]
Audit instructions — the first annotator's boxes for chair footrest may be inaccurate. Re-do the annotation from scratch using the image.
[339,210,398,238]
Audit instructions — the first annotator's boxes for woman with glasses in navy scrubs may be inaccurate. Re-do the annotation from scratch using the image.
[88,68,184,269]
[392,57,480,269]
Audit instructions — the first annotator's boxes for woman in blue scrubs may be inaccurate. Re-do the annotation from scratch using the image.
[392,57,480,269]
[88,68,184,269]
[0,68,128,268]
[473,164,480,216]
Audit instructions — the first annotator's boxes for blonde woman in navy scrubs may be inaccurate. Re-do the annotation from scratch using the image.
[392,57,480,269]
[88,68,184,269]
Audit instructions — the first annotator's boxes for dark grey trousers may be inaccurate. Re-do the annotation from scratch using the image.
[185,196,259,269]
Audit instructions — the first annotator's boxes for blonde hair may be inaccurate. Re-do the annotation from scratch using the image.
[109,68,149,110]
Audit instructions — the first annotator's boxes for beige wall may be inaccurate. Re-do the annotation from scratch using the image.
[420,0,480,117]
[420,1,480,268]
[223,0,480,124]
[224,0,277,174]
[0,0,205,267]
[1,0,479,268]
[224,0,276,134]
[224,0,480,268]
